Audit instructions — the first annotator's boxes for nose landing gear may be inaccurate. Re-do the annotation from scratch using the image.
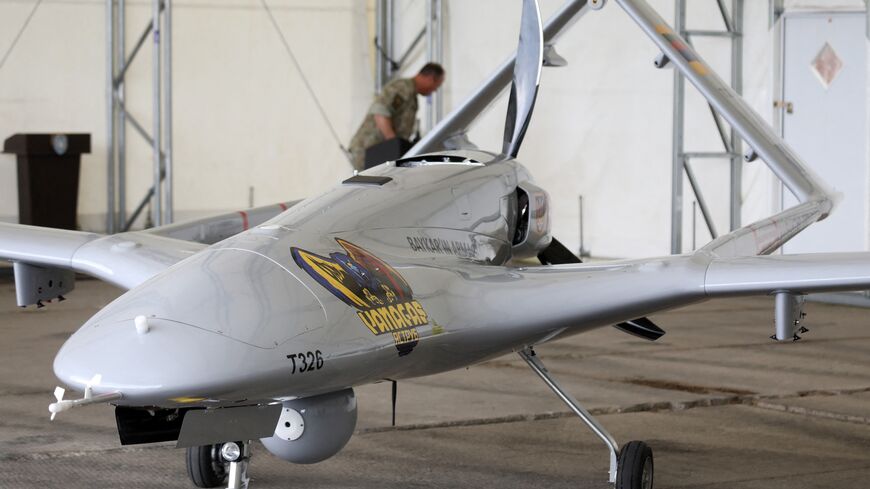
[186,441,251,489]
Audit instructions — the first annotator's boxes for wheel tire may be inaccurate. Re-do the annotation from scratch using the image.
[616,440,654,489]
[186,444,229,488]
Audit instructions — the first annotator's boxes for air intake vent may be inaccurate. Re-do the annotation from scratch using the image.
[395,155,482,168]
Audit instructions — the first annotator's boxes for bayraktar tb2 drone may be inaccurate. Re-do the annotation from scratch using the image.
[2,0,869,488]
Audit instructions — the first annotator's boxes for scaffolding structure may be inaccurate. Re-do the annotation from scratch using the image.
[374,0,444,133]
[671,0,743,254]
[106,0,173,233]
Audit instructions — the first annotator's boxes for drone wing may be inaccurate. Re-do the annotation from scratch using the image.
[0,201,297,304]
[0,222,205,291]
[439,251,870,348]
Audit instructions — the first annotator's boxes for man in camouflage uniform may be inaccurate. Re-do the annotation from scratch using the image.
[348,63,445,171]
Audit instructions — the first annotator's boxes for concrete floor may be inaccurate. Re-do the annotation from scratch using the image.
[1,278,869,488]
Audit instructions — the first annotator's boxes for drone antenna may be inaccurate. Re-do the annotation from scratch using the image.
[391,380,398,427]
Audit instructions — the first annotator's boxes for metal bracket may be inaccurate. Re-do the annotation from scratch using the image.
[226,441,251,489]
[13,262,75,307]
[518,347,619,484]
[543,44,568,67]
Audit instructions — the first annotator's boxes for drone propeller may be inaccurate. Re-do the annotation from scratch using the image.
[502,0,544,158]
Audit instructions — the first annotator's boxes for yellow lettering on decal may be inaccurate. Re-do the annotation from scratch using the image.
[357,301,430,335]
[396,303,411,325]
[373,310,391,334]
[387,306,401,331]
[403,302,419,324]
[412,301,429,324]
[357,311,379,334]
[377,307,392,331]
[388,305,407,329]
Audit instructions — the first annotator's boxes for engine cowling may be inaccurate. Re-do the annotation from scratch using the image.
[260,388,357,464]
[511,181,552,259]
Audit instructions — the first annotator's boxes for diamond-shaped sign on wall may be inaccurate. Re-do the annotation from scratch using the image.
[810,42,844,89]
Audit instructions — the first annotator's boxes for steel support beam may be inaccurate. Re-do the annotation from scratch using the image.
[106,0,116,233]
[425,0,444,132]
[670,0,685,254]
[668,0,743,253]
[151,0,162,227]
[117,0,127,231]
[730,0,743,232]
[375,0,394,93]
[684,160,718,239]
[769,0,784,29]
[107,0,173,231]
[163,0,173,225]
[397,29,425,70]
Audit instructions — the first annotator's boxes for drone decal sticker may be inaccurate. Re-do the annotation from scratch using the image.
[291,238,427,356]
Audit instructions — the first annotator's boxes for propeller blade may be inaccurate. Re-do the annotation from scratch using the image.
[53,386,65,402]
[502,0,543,158]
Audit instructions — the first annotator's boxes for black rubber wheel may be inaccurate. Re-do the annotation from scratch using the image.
[616,440,654,489]
[186,444,229,488]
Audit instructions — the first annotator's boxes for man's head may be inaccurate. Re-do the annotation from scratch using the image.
[413,63,445,96]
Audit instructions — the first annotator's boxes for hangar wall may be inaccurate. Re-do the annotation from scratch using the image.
[0,0,372,230]
[0,0,866,259]
[391,0,867,258]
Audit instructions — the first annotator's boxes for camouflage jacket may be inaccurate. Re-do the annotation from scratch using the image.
[348,78,418,169]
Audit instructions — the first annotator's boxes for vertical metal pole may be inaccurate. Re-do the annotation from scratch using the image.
[671,0,686,254]
[434,0,443,124]
[117,0,126,231]
[578,195,585,257]
[163,0,173,224]
[106,0,116,234]
[375,0,389,92]
[425,0,433,132]
[151,0,162,227]
[729,0,743,231]
[385,0,394,81]
[425,0,443,132]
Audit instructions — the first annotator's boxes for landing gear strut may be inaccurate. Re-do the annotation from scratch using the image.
[186,441,251,489]
[518,347,654,488]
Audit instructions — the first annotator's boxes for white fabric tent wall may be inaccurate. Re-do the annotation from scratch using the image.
[0,0,864,258]
[0,0,371,231]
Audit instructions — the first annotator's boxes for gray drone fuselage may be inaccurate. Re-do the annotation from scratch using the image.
[53,151,583,408]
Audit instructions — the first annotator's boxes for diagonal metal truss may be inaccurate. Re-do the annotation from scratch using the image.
[374,0,444,134]
[107,0,173,233]
[670,0,743,253]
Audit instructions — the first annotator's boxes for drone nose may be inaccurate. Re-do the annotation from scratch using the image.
[53,315,259,405]
[53,248,326,405]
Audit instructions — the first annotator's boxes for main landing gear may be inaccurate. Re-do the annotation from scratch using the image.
[186,440,252,489]
[518,347,654,489]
